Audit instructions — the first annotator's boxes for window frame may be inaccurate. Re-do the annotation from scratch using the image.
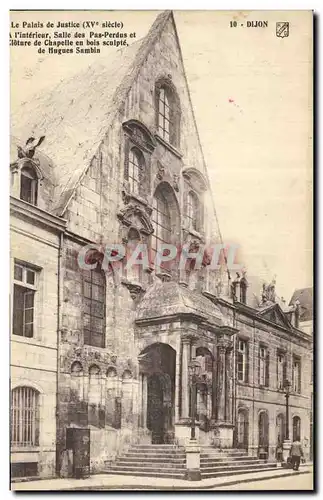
[277,350,287,390]
[186,190,200,232]
[82,268,106,348]
[20,166,38,206]
[259,344,269,388]
[151,190,172,269]
[237,339,248,383]
[292,355,301,393]
[155,79,181,149]
[13,262,38,338]
[128,148,142,195]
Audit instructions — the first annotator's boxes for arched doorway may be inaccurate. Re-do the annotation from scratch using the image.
[139,343,176,444]
[293,416,301,441]
[258,411,269,458]
[237,408,249,450]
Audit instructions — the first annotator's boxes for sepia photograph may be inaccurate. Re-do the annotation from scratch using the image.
[9,9,313,491]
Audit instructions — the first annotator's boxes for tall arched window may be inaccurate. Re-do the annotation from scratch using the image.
[126,227,141,283]
[11,386,39,447]
[83,267,106,348]
[151,188,172,267]
[156,80,181,147]
[186,191,200,231]
[158,87,171,143]
[20,166,38,205]
[128,148,142,195]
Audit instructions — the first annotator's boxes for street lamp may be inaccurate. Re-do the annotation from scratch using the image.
[188,358,201,440]
[283,379,291,440]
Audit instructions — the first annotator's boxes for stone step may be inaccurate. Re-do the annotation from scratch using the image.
[201,459,269,468]
[131,444,185,452]
[124,452,186,460]
[201,453,248,459]
[201,465,278,479]
[117,457,186,465]
[200,456,259,464]
[201,462,276,473]
[116,461,185,470]
[106,468,185,479]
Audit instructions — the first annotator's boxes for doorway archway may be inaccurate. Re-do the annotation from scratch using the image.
[293,416,301,441]
[237,408,249,450]
[258,410,269,458]
[139,343,176,444]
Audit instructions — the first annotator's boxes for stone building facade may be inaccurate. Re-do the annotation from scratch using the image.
[10,11,312,479]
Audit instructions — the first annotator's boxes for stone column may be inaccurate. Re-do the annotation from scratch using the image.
[216,341,227,422]
[142,374,148,428]
[225,348,233,422]
[175,336,181,422]
[181,339,191,419]
[138,373,143,427]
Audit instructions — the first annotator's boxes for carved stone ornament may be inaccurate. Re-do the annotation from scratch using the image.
[122,120,156,153]
[156,162,165,181]
[122,280,145,302]
[173,174,180,192]
[117,203,154,235]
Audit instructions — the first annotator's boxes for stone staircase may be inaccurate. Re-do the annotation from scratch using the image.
[105,444,278,480]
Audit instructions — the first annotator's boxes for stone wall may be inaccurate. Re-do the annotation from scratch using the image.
[10,215,59,478]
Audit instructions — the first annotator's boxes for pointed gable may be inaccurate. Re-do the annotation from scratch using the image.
[10,11,173,215]
[257,303,293,330]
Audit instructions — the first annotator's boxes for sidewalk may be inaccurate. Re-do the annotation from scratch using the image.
[12,465,313,491]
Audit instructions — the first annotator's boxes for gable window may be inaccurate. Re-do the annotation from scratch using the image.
[158,87,171,143]
[186,191,200,231]
[293,356,301,393]
[83,268,106,348]
[128,148,142,195]
[237,339,248,383]
[155,79,181,148]
[13,262,38,338]
[20,166,38,205]
[277,351,286,389]
[151,189,172,268]
[259,345,269,387]
[11,386,39,447]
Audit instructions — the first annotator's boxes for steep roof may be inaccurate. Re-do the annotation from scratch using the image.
[10,11,172,215]
[136,281,225,324]
[289,287,313,322]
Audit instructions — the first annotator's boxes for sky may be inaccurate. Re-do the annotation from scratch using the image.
[10,10,313,302]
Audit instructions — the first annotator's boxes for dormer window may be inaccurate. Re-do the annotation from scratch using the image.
[20,166,38,206]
